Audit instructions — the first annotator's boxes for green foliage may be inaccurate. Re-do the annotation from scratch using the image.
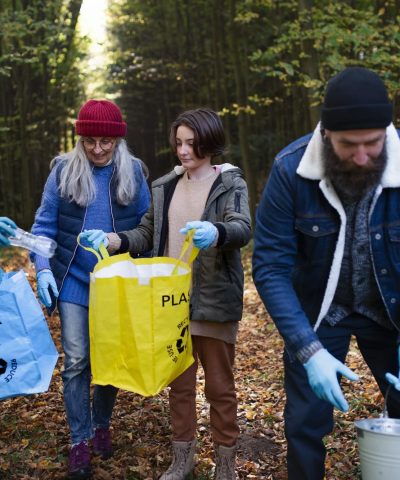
[105,0,279,208]
[250,1,400,109]
[2,0,400,223]
[0,0,86,227]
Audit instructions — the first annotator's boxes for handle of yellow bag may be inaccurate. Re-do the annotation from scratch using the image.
[172,230,200,275]
[77,233,110,262]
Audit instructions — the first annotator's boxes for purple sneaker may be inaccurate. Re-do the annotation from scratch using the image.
[93,428,113,459]
[68,441,91,479]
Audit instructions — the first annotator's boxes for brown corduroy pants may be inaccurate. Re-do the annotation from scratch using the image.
[168,335,239,447]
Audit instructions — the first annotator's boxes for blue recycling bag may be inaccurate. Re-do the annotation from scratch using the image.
[0,269,59,400]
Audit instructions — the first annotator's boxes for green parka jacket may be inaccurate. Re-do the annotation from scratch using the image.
[118,163,252,323]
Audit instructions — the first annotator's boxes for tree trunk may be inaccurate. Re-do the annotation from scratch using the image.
[227,0,257,217]
[298,0,320,128]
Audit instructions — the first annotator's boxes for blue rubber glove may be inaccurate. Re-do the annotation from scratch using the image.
[79,229,109,251]
[180,221,217,249]
[37,269,59,307]
[0,217,17,246]
[303,348,359,412]
[385,345,400,391]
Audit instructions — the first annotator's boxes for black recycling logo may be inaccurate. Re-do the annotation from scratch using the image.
[0,358,7,375]
[0,319,5,374]
[176,325,189,354]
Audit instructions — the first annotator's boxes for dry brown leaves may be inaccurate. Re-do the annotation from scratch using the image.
[0,246,383,479]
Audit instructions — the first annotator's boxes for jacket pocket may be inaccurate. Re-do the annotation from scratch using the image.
[295,216,339,265]
[222,252,233,283]
[388,225,400,242]
[295,217,338,237]
[387,225,400,265]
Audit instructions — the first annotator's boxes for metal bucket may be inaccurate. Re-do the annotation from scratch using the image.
[355,417,400,479]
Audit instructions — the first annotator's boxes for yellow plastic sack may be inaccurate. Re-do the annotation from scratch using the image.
[82,233,198,397]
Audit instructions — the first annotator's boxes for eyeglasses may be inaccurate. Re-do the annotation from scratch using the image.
[82,138,116,151]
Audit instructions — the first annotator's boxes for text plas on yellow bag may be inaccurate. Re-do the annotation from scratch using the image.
[86,237,197,397]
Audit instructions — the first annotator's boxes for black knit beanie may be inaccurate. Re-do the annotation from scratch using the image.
[321,67,392,131]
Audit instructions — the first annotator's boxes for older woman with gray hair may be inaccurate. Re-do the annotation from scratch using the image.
[31,99,150,479]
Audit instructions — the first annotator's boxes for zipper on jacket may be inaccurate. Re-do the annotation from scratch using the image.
[109,165,117,232]
[367,187,395,328]
[52,163,91,312]
[234,192,241,213]
[56,204,89,313]
[54,166,115,310]
[158,176,181,255]
[222,252,233,283]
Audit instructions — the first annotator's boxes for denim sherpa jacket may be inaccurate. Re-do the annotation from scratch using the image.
[252,123,400,360]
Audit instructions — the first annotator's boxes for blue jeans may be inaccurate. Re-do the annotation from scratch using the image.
[284,314,400,480]
[59,302,118,444]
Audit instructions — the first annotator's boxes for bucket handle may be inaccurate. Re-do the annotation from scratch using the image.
[381,384,393,418]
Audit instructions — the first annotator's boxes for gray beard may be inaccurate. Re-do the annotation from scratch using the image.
[323,136,387,204]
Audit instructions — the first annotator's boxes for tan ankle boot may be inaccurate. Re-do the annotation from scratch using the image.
[160,439,196,480]
[215,444,237,480]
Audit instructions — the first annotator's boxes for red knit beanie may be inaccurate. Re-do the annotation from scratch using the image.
[75,99,127,137]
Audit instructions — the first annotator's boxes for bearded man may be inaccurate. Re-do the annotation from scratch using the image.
[252,67,400,480]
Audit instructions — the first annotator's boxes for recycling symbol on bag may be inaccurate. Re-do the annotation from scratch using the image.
[0,321,6,375]
[0,358,6,375]
[176,325,189,354]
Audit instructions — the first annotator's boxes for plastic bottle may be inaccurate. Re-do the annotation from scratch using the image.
[9,228,57,258]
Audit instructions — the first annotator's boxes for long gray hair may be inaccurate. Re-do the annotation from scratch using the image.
[51,138,148,207]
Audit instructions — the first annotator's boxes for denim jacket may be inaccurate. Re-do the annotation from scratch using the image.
[252,123,400,359]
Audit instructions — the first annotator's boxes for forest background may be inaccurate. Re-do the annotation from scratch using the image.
[1,1,400,479]
[2,0,400,226]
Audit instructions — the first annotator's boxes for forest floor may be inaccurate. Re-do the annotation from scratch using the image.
[0,245,384,479]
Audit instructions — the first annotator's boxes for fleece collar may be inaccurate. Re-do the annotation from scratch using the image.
[173,163,238,175]
[296,122,400,188]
